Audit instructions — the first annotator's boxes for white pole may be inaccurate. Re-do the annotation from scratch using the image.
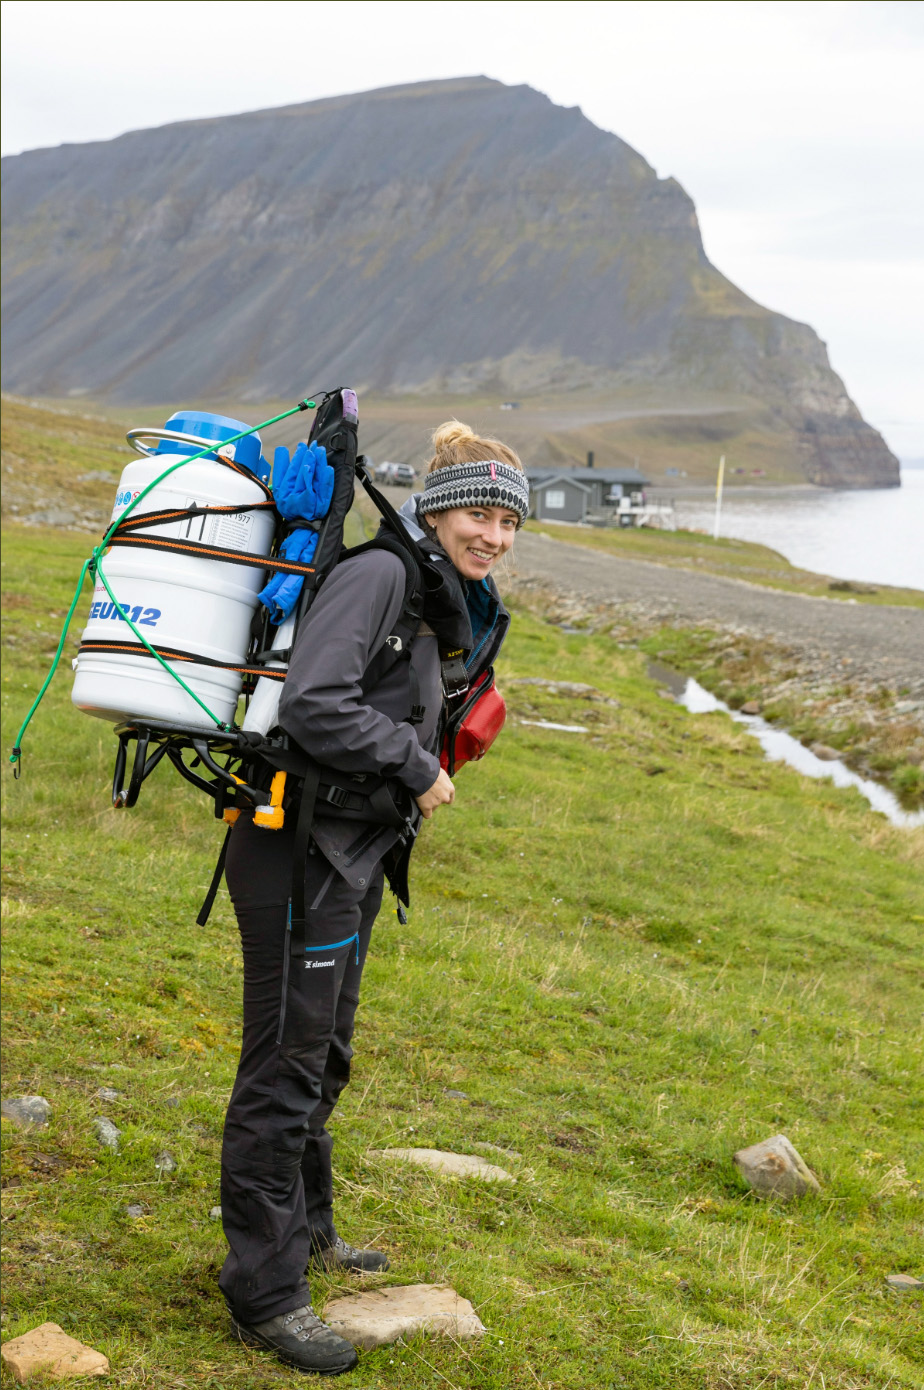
[713,454,726,540]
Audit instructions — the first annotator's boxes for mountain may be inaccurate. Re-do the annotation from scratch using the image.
[1,77,898,487]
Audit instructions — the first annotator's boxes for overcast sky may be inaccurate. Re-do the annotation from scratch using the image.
[3,0,922,456]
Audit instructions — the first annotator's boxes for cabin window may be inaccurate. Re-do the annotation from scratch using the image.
[545,490,566,510]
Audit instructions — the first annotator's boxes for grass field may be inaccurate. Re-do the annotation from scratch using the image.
[2,524,922,1388]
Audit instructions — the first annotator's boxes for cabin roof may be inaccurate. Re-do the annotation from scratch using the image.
[528,467,650,486]
[531,473,592,495]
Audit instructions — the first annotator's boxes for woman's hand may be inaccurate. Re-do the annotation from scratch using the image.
[415,768,456,819]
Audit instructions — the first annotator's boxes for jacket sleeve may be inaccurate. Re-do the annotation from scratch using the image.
[277,550,441,795]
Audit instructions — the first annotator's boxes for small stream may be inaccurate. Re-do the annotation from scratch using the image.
[647,662,924,830]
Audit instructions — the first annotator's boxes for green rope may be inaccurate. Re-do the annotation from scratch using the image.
[9,559,92,779]
[9,397,317,772]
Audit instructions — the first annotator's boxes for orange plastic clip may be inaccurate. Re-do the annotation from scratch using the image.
[223,773,245,825]
[254,770,286,830]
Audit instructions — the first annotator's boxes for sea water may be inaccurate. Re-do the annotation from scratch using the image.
[666,467,924,591]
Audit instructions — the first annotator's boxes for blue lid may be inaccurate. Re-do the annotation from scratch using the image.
[158,411,268,479]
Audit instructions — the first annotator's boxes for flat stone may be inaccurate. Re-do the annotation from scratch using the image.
[734,1134,821,1199]
[508,677,616,704]
[0,1322,109,1380]
[93,1117,120,1151]
[810,742,841,761]
[324,1284,485,1350]
[1,1097,51,1129]
[369,1148,514,1182]
[125,1204,144,1219]
[95,1088,121,1103]
[444,1089,469,1100]
[886,1273,923,1294]
[740,700,761,715]
[154,1151,176,1174]
[209,1206,222,1221]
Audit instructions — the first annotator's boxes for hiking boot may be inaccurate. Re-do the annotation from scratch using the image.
[310,1233,390,1274]
[229,1303,358,1376]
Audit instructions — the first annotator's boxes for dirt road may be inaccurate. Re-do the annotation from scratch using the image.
[509,532,924,697]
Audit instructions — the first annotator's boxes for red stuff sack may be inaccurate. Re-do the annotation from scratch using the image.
[440,667,506,775]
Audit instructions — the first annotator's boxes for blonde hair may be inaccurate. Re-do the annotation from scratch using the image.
[426,420,524,475]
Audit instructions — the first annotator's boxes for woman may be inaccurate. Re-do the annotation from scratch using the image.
[219,421,529,1375]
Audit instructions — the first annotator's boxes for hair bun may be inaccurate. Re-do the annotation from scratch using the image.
[425,418,523,477]
[432,420,477,454]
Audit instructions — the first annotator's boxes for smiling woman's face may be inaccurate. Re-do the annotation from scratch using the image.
[423,504,519,580]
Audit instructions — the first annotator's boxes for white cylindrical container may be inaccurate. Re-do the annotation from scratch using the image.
[72,424,275,729]
[241,612,296,737]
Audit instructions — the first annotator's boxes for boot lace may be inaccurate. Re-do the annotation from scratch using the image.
[281,1306,324,1343]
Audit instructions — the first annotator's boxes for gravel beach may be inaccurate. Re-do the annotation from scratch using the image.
[508,532,924,697]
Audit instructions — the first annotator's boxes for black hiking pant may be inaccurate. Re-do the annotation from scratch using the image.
[219,810,384,1323]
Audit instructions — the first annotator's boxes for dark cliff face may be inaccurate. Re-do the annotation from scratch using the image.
[1,77,898,487]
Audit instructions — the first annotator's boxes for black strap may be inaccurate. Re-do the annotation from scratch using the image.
[342,531,427,714]
[196,825,232,926]
[113,500,276,533]
[78,639,287,682]
[104,531,318,578]
[440,651,470,699]
[356,463,426,567]
[289,759,322,956]
[407,657,424,726]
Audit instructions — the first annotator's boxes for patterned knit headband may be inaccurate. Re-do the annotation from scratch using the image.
[420,459,530,525]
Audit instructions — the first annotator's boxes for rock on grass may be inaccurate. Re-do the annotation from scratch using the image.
[0,1322,109,1380]
[324,1284,485,1350]
[369,1148,514,1181]
[1,1096,51,1129]
[92,1117,120,1151]
[734,1134,821,1199]
[886,1273,923,1294]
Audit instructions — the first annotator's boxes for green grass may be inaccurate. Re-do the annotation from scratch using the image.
[524,520,924,608]
[2,526,923,1388]
[1,396,136,533]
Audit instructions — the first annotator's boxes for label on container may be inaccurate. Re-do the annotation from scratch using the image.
[182,499,255,552]
[87,593,162,628]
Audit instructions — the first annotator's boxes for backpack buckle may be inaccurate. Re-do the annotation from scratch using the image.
[440,653,470,700]
[323,784,350,809]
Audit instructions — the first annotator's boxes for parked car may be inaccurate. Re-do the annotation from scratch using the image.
[374,461,417,487]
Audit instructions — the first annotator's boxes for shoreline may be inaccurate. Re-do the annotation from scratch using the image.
[501,543,924,810]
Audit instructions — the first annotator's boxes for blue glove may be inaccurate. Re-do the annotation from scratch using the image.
[257,528,319,623]
[272,440,334,521]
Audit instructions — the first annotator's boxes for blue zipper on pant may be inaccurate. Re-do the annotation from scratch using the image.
[288,902,360,963]
[276,912,360,1045]
[304,934,360,963]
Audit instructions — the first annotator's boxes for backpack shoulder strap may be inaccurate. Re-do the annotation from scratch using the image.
[341,533,426,703]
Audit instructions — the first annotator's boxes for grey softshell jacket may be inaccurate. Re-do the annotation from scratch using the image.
[277,546,442,889]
